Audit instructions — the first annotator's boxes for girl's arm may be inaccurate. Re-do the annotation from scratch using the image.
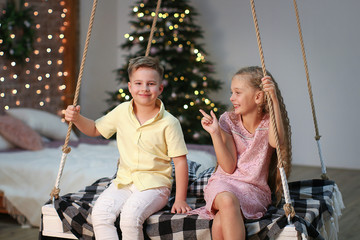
[200,110,237,174]
[65,105,101,137]
[171,155,192,213]
[261,76,285,147]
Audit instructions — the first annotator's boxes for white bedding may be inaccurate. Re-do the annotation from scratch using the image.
[0,142,120,227]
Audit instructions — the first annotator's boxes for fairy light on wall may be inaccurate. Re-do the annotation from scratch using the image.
[0,0,72,115]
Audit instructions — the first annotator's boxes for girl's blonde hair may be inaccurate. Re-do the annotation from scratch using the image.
[233,66,292,205]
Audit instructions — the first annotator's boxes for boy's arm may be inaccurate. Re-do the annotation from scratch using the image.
[65,105,101,137]
[73,115,101,137]
[171,155,192,213]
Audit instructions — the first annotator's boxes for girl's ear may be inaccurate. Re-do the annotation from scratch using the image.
[255,90,264,104]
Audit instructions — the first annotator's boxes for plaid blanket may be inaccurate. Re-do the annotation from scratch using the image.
[41,160,342,240]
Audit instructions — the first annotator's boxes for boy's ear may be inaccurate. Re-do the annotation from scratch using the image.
[159,82,164,94]
[128,81,132,93]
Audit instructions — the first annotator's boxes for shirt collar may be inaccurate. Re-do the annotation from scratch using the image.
[129,99,165,127]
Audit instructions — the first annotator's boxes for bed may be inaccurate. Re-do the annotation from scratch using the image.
[0,108,344,239]
[0,108,120,227]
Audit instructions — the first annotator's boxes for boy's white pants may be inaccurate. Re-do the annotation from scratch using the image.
[92,182,170,240]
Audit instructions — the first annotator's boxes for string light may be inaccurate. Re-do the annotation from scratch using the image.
[0,1,69,112]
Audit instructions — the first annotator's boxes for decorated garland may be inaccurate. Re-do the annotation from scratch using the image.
[0,0,35,62]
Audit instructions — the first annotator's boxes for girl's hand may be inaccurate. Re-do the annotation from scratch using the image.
[199,109,219,135]
[64,105,81,123]
[261,76,277,102]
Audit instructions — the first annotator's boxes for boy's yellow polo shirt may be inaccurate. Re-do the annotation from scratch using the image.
[95,99,188,191]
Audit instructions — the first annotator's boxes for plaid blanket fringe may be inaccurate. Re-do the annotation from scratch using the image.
[42,161,343,240]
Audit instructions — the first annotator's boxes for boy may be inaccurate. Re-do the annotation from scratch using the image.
[64,56,191,240]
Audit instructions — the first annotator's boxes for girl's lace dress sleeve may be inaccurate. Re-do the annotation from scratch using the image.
[219,112,232,134]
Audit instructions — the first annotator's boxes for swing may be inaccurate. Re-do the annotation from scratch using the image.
[41,0,344,239]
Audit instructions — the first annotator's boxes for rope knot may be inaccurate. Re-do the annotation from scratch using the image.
[321,173,329,180]
[50,187,60,200]
[62,146,71,154]
[283,203,296,219]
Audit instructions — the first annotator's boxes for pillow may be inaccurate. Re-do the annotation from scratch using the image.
[187,149,217,176]
[0,115,43,150]
[188,167,216,198]
[6,108,78,141]
[0,135,15,151]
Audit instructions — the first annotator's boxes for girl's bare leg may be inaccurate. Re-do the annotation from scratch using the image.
[212,212,224,240]
[212,192,245,240]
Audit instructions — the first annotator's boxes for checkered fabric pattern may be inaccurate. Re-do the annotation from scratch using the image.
[41,161,339,240]
[146,179,338,240]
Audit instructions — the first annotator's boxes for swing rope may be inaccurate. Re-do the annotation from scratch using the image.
[50,0,162,200]
[292,0,328,180]
[50,0,98,200]
[249,0,295,220]
[145,0,162,57]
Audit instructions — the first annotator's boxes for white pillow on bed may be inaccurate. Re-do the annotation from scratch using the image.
[6,108,79,141]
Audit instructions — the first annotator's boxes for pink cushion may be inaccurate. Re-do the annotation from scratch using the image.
[0,115,43,151]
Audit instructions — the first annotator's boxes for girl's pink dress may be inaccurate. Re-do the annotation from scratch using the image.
[190,112,274,220]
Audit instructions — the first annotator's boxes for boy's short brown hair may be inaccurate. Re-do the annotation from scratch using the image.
[128,56,164,79]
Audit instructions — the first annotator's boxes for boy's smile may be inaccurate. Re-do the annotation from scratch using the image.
[128,67,164,107]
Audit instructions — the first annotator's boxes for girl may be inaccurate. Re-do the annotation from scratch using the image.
[190,66,291,240]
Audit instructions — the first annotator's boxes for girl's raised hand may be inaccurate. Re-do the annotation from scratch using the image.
[199,109,219,134]
[261,76,277,102]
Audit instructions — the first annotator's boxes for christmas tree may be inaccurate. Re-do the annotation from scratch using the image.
[106,0,226,144]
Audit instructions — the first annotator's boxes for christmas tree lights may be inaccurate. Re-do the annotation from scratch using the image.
[106,0,227,144]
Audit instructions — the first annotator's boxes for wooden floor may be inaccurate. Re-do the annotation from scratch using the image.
[0,165,359,240]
